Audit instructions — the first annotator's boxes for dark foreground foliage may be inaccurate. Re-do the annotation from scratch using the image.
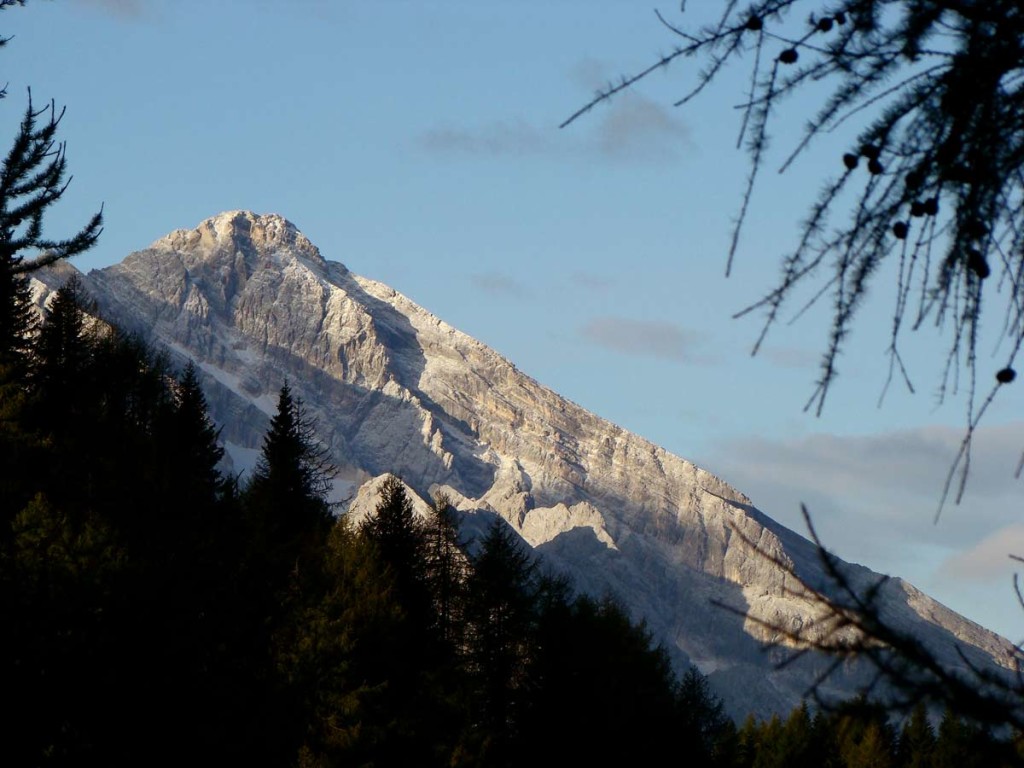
[1,279,735,766]
[5,279,1021,767]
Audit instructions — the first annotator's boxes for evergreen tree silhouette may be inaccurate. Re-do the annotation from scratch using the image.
[245,382,334,576]
[463,519,540,764]
[359,474,431,628]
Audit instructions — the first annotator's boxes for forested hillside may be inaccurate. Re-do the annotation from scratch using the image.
[2,277,732,766]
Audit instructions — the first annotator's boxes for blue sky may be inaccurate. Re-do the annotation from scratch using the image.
[8,0,1023,639]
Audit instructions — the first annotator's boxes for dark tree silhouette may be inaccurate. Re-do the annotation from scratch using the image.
[424,491,468,646]
[246,383,335,547]
[0,0,101,438]
[359,474,430,625]
[1,95,103,276]
[461,519,548,765]
[564,0,1024,505]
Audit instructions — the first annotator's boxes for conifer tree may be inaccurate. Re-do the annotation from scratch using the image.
[0,249,34,378]
[735,714,763,768]
[931,709,987,768]
[677,663,732,764]
[774,703,816,768]
[0,93,101,375]
[526,592,714,766]
[357,476,460,766]
[230,385,339,762]
[754,716,785,768]
[833,699,897,768]
[31,275,95,428]
[463,518,541,763]
[245,382,334,567]
[424,491,468,647]
[275,519,404,767]
[158,361,226,516]
[174,362,224,476]
[0,93,101,275]
[810,709,843,768]
[896,703,936,768]
[359,474,431,628]
[0,18,99,527]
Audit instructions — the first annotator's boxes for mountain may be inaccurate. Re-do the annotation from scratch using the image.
[31,211,1019,720]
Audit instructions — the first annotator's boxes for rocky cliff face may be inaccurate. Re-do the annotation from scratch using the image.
[35,211,1019,719]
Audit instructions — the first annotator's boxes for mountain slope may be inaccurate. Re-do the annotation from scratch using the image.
[34,211,1018,719]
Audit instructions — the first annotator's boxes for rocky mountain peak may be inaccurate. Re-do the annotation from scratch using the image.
[34,214,1020,720]
[151,210,326,272]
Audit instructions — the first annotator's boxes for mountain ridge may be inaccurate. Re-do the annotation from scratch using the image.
[30,210,1018,719]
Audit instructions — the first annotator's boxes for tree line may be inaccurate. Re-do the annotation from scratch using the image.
[730,699,1022,768]
[5,274,1024,767]
[1,276,733,765]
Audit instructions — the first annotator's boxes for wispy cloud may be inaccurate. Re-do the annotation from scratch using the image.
[760,345,820,370]
[569,271,613,292]
[419,120,554,157]
[579,316,708,363]
[72,0,144,18]
[469,272,529,298]
[704,423,1024,567]
[939,524,1024,583]
[418,95,689,164]
[591,92,690,161]
[702,422,1024,637]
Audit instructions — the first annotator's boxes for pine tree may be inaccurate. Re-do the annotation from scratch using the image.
[0,93,101,377]
[275,519,405,767]
[525,592,717,767]
[357,476,465,766]
[31,275,96,429]
[424,491,468,647]
[735,714,762,768]
[245,382,334,569]
[753,716,785,768]
[833,699,897,768]
[931,709,995,768]
[0,95,101,275]
[0,247,34,377]
[160,361,225,511]
[677,663,731,765]
[774,703,816,768]
[359,474,430,628]
[896,703,935,768]
[462,519,541,764]
[810,709,842,768]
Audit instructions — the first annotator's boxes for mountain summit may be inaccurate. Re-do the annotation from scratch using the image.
[35,211,1017,718]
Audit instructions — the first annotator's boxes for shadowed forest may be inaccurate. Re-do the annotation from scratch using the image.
[2,273,1023,766]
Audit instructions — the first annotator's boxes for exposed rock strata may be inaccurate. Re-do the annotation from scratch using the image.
[33,211,1018,719]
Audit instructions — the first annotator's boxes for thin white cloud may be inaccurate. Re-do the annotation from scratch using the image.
[592,92,691,161]
[419,119,554,157]
[570,57,609,91]
[72,0,144,18]
[569,271,613,292]
[579,316,708,363]
[939,524,1024,583]
[702,422,1024,638]
[469,272,529,298]
[760,345,820,370]
[418,95,689,164]
[703,423,1024,567]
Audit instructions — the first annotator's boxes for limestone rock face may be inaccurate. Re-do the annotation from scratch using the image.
[37,211,1018,719]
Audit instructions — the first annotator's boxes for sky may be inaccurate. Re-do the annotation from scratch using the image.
[6,0,1023,639]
